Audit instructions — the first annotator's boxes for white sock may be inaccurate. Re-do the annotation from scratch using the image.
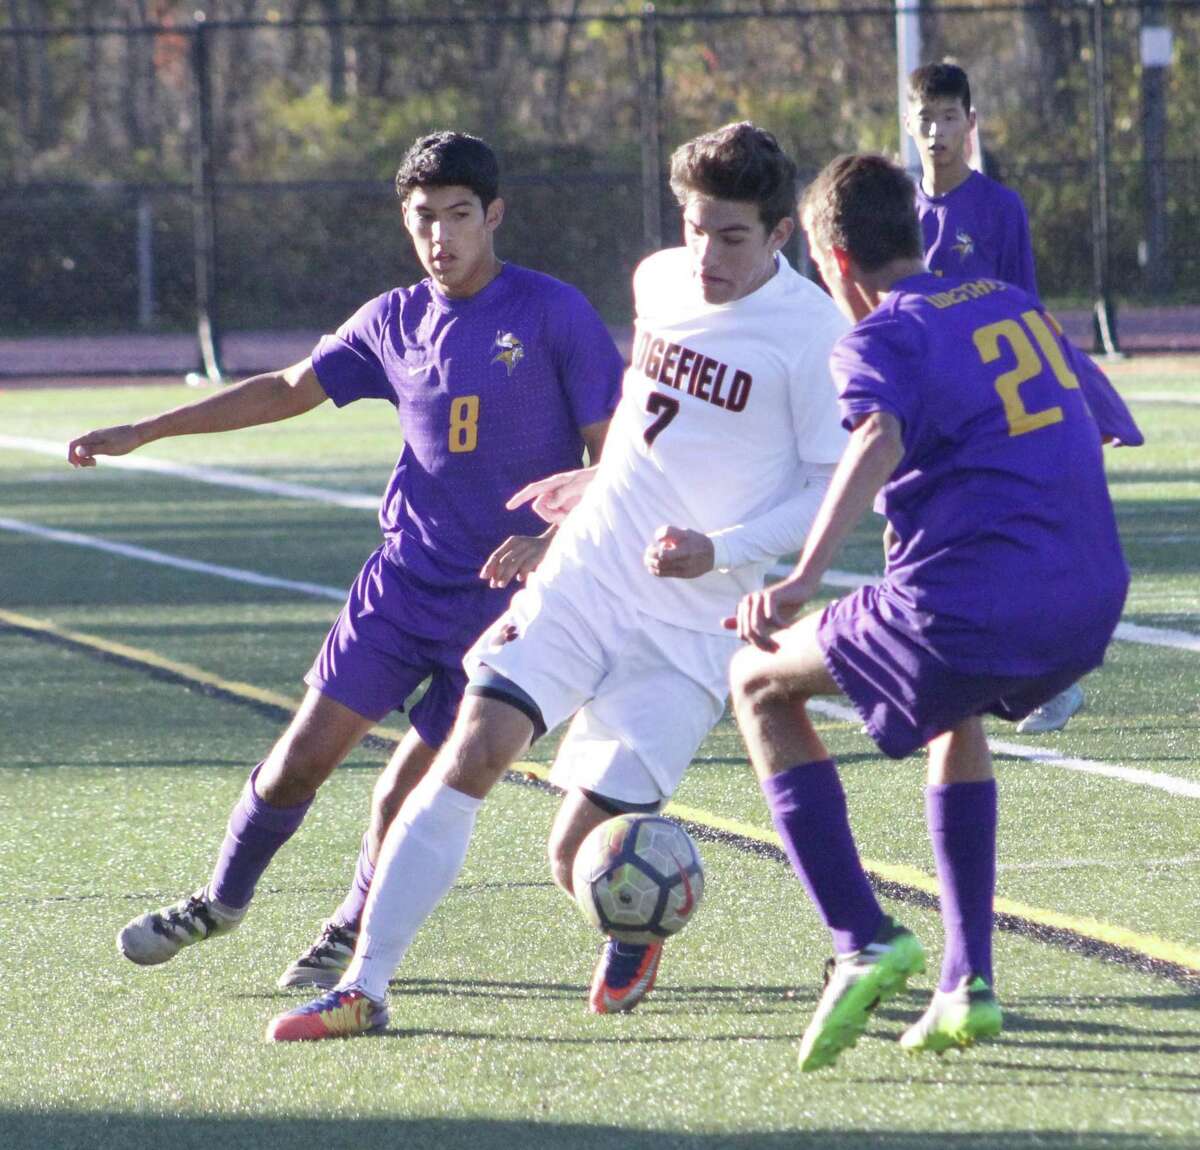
[338,775,482,1002]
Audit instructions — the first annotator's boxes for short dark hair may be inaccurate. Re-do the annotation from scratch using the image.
[800,154,923,272]
[668,121,798,232]
[395,131,500,208]
[907,62,972,114]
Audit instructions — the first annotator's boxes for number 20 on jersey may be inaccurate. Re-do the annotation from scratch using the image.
[974,310,1079,438]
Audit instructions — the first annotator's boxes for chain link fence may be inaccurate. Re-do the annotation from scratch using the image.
[1,2,1197,371]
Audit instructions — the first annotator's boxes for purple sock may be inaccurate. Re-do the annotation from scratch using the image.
[927,779,997,990]
[761,760,883,955]
[329,834,376,931]
[208,764,313,910]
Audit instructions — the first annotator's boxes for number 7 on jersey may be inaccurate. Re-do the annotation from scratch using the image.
[643,392,679,447]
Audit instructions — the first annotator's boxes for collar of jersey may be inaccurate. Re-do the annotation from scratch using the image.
[427,261,510,311]
[697,252,790,312]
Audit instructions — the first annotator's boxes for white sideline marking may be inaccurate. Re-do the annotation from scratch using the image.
[0,516,346,603]
[0,434,379,510]
[2,512,1198,801]
[998,854,1200,872]
[802,700,1200,799]
[7,433,1198,652]
[1125,391,1200,406]
[987,738,1200,798]
[1113,621,1200,653]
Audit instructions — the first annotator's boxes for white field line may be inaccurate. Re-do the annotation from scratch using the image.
[997,854,1200,872]
[3,512,1199,801]
[7,433,1198,654]
[1124,391,1200,405]
[0,434,379,510]
[0,516,346,602]
[807,698,1200,798]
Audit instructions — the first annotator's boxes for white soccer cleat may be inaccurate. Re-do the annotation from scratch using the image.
[1015,682,1085,734]
[277,920,358,989]
[117,886,244,966]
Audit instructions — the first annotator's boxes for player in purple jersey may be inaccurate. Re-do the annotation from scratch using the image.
[905,62,1142,733]
[67,131,622,984]
[726,154,1131,1070]
[264,122,849,1042]
[906,62,1036,296]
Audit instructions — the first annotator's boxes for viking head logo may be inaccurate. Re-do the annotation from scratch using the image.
[951,228,975,260]
[491,331,525,376]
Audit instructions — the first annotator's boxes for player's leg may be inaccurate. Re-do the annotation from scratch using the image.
[731,611,886,951]
[278,554,481,987]
[118,688,375,966]
[267,691,536,1041]
[278,727,438,989]
[900,717,1002,1052]
[548,787,666,1014]
[729,611,923,1071]
[267,573,612,1038]
[548,617,732,1015]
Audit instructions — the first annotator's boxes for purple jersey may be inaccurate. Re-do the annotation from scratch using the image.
[917,171,1037,296]
[830,272,1128,677]
[312,263,622,642]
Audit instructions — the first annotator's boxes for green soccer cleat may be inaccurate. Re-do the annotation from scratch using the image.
[117,886,244,966]
[797,916,926,1072]
[899,974,1002,1053]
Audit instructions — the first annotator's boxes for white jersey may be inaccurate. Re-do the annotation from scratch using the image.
[535,246,848,634]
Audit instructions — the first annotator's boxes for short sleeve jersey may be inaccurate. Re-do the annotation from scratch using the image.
[830,272,1129,675]
[312,264,623,637]
[917,171,1037,296]
[539,247,848,634]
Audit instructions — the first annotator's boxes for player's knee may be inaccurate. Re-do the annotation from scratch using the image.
[729,646,788,717]
[259,742,334,804]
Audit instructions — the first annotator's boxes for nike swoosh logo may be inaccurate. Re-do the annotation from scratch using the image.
[406,361,435,377]
[673,853,695,917]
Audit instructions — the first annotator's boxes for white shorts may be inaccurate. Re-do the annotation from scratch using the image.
[465,565,740,805]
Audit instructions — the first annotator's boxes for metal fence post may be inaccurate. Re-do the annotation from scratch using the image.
[189,12,226,385]
[638,3,663,256]
[1141,0,1171,297]
[136,191,155,330]
[1089,0,1121,356]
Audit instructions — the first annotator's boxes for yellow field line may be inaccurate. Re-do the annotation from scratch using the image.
[4,605,1199,977]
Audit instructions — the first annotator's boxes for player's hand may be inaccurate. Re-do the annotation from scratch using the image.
[480,530,553,589]
[505,466,597,525]
[722,575,818,652]
[67,424,144,468]
[643,525,715,580]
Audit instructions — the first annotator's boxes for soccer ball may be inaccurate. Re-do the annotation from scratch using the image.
[571,813,705,945]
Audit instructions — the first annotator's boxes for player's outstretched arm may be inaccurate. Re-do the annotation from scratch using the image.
[505,465,598,525]
[502,414,610,525]
[67,358,327,468]
[726,410,903,650]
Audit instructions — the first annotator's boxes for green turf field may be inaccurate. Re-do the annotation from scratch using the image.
[1,367,1198,1149]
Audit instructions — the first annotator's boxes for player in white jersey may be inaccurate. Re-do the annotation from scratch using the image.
[267,121,849,1041]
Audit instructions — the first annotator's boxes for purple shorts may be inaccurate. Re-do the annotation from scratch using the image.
[817,586,1105,760]
[305,547,505,747]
